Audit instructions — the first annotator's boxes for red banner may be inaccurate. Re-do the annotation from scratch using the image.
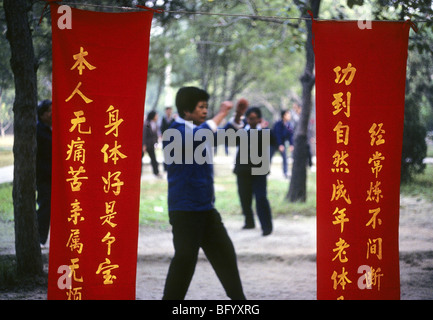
[47,4,153,300]
[314,20,411,299]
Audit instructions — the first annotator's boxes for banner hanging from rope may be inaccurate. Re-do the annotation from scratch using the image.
[47,3,153,300]
[314,19,412,300]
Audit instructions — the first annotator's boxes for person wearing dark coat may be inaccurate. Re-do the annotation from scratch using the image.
[142,110,160,177]
[226,104,274,236]
[36,99,52,246]
[160,107,175,171]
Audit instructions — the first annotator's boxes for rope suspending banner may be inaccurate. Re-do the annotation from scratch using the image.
[41,0,429,24]
[46,1,311,22]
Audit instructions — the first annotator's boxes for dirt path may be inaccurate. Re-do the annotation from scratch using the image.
[136,215,317,300]
[136,196,433,300]
[1,196,432,300]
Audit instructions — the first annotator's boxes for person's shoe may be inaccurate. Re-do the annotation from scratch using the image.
[262,229,272,236]
[242,223,255,230]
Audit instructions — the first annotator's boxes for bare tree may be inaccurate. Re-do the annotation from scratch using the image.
[287,0,321,202]
[4,0,43,275]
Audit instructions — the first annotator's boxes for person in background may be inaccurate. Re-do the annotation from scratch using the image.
[142,110,161,177]
[36,99,52,247]
[271,109,294,179]
[160,106,175,135]
[230,106,273,236]
[160,107,175,171]
[291,102,313,167]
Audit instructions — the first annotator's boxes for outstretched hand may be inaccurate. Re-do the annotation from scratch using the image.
[234,98,248,124]
[220,101,233,117]
[236,98,249,115]
[212,101,233,126]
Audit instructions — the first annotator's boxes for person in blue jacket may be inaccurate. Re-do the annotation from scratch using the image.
[162,86,246,300]
[271,109,294,178]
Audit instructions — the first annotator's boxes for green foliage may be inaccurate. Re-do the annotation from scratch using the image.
[401,95,428,183]
[0,183,13,222]
[139,178,169,226]
[145,0,306,117]
[345,0,432,182]
[400,165,433,201]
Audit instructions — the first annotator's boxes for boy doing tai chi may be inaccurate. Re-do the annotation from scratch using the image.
[162,86,246,300]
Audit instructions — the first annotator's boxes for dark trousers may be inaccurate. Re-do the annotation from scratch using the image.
[270,145,288,176]
[146,146,159,175]
[163,210,246,300]
[36,181,51,245]
[236,173,272,234]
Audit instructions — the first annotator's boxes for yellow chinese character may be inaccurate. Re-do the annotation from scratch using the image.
[102,232,116,256]
[364,266,384,291]
[333,121,349,145]
[366,207,382,229]
[65,82,93,104]
[102,171,124,196]
[332,150,349,173]
[66,166,88,192]
[332,237,350,263]
[69,258,83,283]
[105,105,124,137]
[366,238,383,260]
[66,137,86,164]
[66,229,83,254]
[66,287,83,300]
[331,267,352,290]
[100,201,117,228]
[333,63,357,86]
[331,179,352,204]
[68,199,85,225]
[96,258,119,285]
[366,181,383,203]
[369,123,385,146]
[71,47,96,75]
[101,141,127,165]
[332,207,349,233]
[69,110,91,135]
[368,151,385,178]
[332,92,351,118]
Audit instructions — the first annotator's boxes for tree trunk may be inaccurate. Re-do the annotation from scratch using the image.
[4,0,43,275]
[287,0,320,202]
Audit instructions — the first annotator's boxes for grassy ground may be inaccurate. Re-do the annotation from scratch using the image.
[0,157,432,226]
[0,135,13,167]
[400,165,433,201]
[0,134,431,225]
[0,183,13,222]
[138,161,317,228]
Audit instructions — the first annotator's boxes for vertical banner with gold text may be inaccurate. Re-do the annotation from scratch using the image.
[314,20,411,299]
[47,4,153,300]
